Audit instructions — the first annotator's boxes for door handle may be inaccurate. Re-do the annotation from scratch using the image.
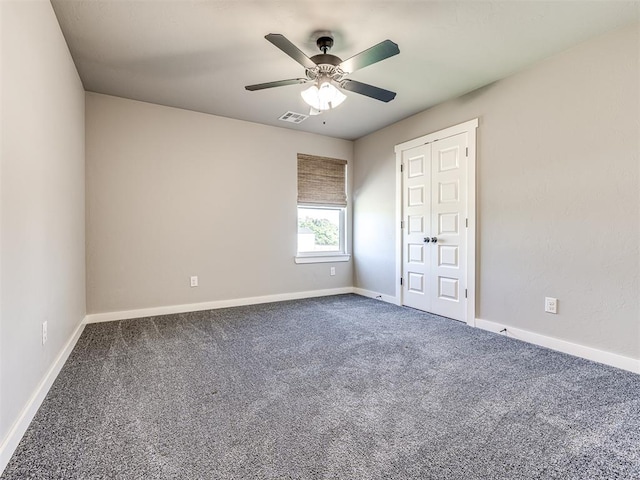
[423,237,430,243]
[431,237,438,243]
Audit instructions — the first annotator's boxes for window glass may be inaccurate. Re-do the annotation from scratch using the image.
[297,207,343,253]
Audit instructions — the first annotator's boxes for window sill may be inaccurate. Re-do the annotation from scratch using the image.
[294,254,351,264]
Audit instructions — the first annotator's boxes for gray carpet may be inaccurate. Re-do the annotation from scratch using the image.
[2,294,639,479]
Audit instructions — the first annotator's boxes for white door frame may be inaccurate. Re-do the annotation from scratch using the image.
[394,118,478,326]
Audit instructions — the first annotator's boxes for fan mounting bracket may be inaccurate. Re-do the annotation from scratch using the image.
[316,36,334,54]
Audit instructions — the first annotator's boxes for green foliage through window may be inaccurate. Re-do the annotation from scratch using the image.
[299,217,339,246]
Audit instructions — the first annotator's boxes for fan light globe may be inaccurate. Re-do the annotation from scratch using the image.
[301,79,346,114]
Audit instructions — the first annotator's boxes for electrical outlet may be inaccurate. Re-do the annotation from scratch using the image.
[545,297,558,314]
[190,276,198,287]
[330,267,336,276]
[42,321,48,345]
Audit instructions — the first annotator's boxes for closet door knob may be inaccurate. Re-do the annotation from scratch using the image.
[431,237,438,243]
[423,237,430,243]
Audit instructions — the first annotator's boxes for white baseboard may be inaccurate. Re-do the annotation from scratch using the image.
[0,320,86,475]
[475,318,640,374]
[84,287,355,324]
[352,287,400,306]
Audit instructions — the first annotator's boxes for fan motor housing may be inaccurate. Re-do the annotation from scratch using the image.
[309,54,342,66]
[307,35,344,81]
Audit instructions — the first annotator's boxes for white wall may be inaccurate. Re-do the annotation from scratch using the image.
[1,0,85,448]
[353,23,640,360]
[86,93,353,314]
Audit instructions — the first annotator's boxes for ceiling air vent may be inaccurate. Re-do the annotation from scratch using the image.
[278,111,308,124]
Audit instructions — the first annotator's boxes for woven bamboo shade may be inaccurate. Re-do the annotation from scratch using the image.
[297,154,347,207]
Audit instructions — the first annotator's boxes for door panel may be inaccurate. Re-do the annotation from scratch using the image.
[402,145,430,311]
[408,215,424,233]
[438,180,459,202]
[408,186,425,206]
[408,272,424,293]
[429,134,467,320]
[408,244,424,263]
[438,277,459,300]
[438,245,458,267]
[439,213,459,234]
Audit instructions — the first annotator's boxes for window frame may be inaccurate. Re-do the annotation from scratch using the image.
[295,205,350,264]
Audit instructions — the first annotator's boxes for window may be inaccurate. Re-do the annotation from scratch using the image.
[296,153,350,263]
[298,206,344,253]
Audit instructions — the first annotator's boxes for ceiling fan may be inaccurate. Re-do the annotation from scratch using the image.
[245,33,400,114]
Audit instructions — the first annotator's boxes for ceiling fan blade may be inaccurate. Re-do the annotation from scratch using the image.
[245,78,309,91]
[338,40,400,74]
[341,80,396,102]
[265,34,316,70]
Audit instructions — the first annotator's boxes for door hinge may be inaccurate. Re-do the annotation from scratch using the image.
[400,164,404,172]
[465,147,469,157]
[401,220,405,229]
[465,218,468,228]
[400,277,403,286]
[465,289,468,299]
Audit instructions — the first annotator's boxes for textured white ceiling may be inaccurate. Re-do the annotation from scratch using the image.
[51,1,639,140]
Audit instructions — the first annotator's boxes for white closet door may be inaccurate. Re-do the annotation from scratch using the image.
[401,133,468,322]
